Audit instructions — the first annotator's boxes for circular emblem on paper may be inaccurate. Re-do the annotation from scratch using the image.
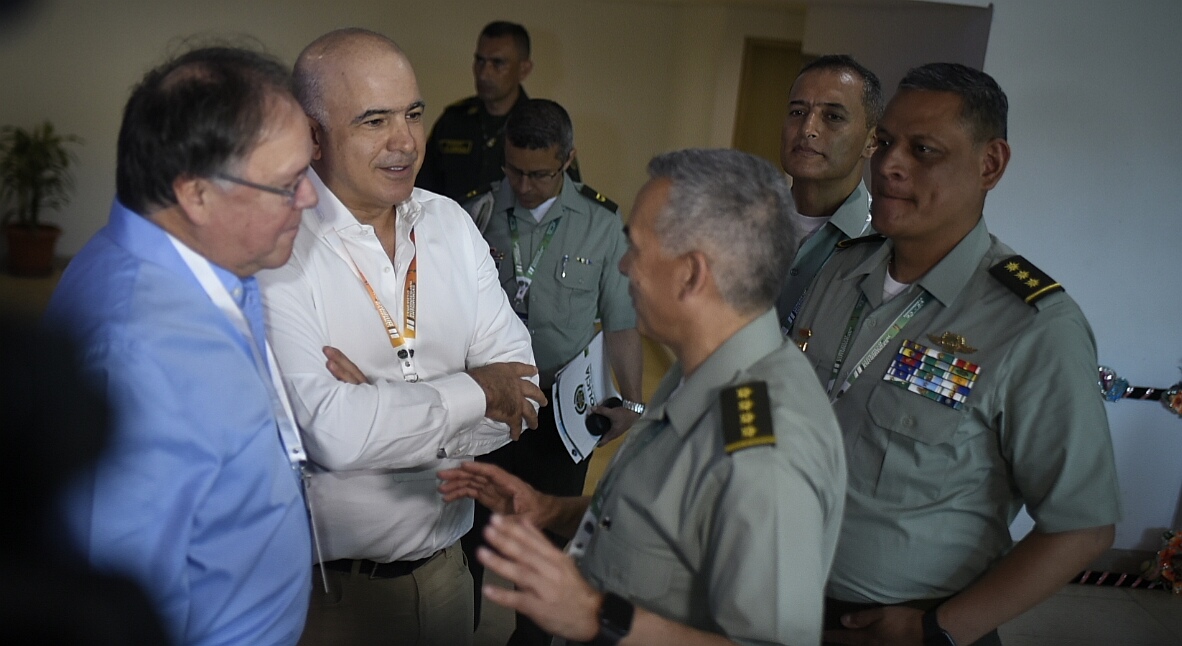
[574,385,587,415]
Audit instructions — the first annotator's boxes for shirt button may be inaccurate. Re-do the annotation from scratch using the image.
[902,416,916,428]
[384,266,392,273]
[790,268,800,276]
[865,316,878,327]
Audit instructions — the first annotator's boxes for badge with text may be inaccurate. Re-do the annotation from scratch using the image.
[884,339,981,410]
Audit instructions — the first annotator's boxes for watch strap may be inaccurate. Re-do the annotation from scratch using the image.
[588,591,634,646]
[922,606,957,646]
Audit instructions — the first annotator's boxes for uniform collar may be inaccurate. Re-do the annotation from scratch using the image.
[826,180,873,239]
[655,309,784,437]
[850,217,991,307]
[507,174,582,228]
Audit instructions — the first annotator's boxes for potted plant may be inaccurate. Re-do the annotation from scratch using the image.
[0,121,81,276]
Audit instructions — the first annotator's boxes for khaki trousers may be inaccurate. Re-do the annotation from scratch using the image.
[299,542,473,646]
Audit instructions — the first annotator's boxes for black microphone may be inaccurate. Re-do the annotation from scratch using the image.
[585,397,623,436]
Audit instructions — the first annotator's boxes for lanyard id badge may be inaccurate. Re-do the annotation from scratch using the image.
[327,227,421,382]
[508,215,560,318]
[168,236,330,589]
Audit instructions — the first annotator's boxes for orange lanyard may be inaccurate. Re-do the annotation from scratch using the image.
[343,229,420,382]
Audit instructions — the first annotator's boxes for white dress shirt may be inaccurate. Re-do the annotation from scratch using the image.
[259,170,535,562]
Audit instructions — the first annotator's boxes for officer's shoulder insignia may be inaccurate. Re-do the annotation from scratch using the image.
[988,255,1064,305]
[464,182,496,201]
[836,233,886,249]
[720,381,776,454]
[578,184,619,212]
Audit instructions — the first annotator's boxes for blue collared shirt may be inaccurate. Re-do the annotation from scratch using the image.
[47,200,311,645]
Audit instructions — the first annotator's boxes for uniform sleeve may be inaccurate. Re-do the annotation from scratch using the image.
[704,447,830,646]
[66,337,219,645]
[998,302,1121,532]
[596,208,636,333]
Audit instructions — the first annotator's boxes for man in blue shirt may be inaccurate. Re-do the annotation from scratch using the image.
[45,47,318,645]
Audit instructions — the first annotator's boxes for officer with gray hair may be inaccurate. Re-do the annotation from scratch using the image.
[441,148,847,646]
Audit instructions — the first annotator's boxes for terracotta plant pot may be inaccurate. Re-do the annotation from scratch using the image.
[5,223,61,277]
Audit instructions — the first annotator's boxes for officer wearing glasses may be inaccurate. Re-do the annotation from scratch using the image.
[465,98,642,644]
[416,21,579,203]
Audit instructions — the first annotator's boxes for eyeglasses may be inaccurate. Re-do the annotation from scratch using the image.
[214,171,307,206]
[502,164,563,183]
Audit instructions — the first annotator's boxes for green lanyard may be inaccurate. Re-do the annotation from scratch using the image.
[827,290,932,402]
[508,214,560,311]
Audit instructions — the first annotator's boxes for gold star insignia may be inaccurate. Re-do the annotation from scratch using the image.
[1016,271,1029,280]
[1005,262,1020,272]
[1026,278,1040,288]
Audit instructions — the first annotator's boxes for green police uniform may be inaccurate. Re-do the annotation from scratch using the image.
[775,181,873,331]
[575,310,847,645]
[792,219,1121,605]
[465,175,635,642]
[417,90,581,203]
[479,175,634,385]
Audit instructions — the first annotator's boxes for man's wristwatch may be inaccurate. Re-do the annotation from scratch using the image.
[621,399,645,415]
[588,591,634,646]
[922,607,957,646]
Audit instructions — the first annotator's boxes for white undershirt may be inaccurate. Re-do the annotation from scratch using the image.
[883,269,912,301]
[787,209,830,253]
[531,195,558,222]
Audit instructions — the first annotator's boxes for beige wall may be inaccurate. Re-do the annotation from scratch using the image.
[0,0,807,255]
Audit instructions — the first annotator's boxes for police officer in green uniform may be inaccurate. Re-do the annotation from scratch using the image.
[462,98,641,644]
[440,149,848,646]
[790,64,1120,646]
[775,54,882,332]
[416,21,578,203]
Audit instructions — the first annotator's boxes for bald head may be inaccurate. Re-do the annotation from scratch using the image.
[294,28,427,218]
[294,28,407,128]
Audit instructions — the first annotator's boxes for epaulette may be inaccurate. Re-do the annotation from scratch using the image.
[720,381,776,454]
[988,255,1064,305]
[578,184,618,212]
[836,233,886,249]
[464,182,497,201]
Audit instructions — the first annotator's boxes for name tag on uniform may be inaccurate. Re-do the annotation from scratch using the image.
[439,139,473,155]
[883,339,981,410]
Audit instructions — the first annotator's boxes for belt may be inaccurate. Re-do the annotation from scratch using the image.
[320,550,440,579]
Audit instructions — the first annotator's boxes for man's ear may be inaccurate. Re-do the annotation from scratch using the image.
[562,147,577,171]
[862,126,878,159]
[980,138,1011,191]
[308,116,324,162]
[172,175,212,226]
[679,250,713,301]
[519,59,533,82]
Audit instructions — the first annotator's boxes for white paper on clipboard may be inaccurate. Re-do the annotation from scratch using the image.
[551,330,619,464]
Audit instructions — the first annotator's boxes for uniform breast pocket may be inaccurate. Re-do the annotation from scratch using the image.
[591,528,693,611]
[553,259,599,327]
[848,383,963,505]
